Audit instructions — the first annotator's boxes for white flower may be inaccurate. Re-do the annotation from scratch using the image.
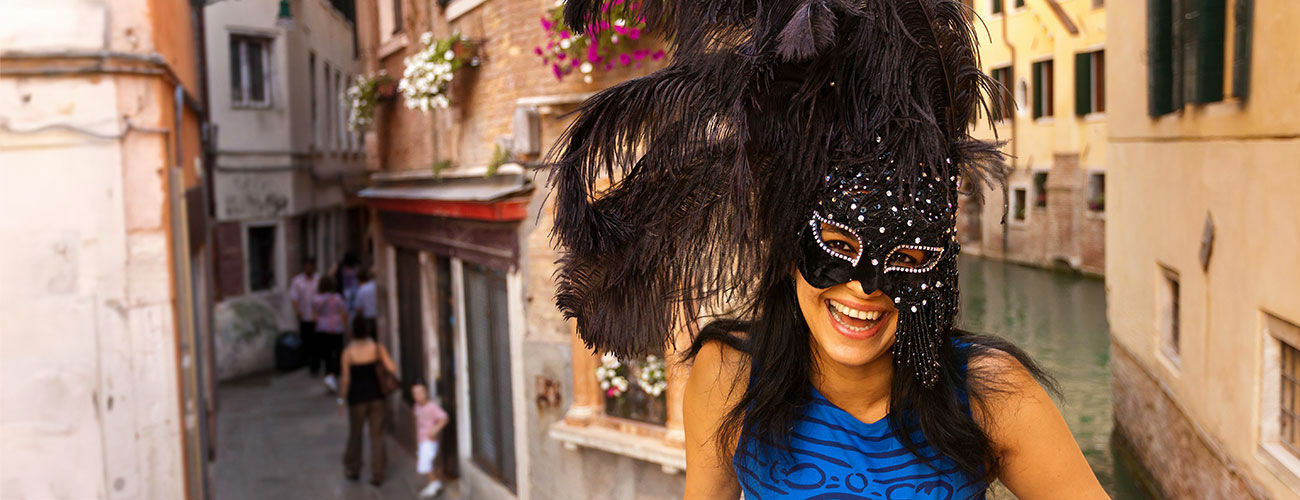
[583,74,593,84]
[610,34,620,44]
[444,50,456,61]
[559,39,571,50]
[614,18,626,27]
[579,62,593,74]
[420,32,433,45]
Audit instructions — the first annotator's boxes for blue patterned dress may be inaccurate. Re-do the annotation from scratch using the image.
[733,344,987,499]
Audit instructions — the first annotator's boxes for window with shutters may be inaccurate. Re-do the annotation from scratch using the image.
[464,264,516,491]
[991,0,1002,15]
[229,34,273,108]
[1032,59,1054,119]
[1014,0,1025,9]
[990,65,1014,122]
[602,353,669,426]
[1076,50,1106,116]
[1148,0,1228,117]
[1232,0,1253,99]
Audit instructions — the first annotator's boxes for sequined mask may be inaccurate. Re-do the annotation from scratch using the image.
[796,159,962,386]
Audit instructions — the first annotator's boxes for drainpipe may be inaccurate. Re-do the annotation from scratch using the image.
[1000,5,1017,258]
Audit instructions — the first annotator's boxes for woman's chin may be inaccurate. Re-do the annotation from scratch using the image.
[812,326,896,368]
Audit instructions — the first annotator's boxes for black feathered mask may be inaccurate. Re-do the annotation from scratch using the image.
[550,0,1007,386]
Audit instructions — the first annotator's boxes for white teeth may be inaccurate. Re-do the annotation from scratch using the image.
[829,300,883,322]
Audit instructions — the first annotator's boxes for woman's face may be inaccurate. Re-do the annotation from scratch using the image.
[795,223,927,369]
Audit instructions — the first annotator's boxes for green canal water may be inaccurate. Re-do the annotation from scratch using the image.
[956,255,1152,499]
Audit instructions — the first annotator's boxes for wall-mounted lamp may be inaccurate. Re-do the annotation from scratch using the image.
[276,0,295,29]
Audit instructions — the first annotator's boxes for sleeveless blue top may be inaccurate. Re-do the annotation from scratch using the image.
[733,340,986,500]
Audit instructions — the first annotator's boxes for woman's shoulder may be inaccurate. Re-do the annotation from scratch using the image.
[685,333,752,408]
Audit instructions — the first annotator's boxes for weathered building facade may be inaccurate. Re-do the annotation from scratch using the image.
[353,0,685,498]
[1107,0,1300,498]
[204,0,369,380]
[0,0,213,497]
[963,0,1108,275]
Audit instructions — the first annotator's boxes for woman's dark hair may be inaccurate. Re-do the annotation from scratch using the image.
[316,275,338,294]
[685,274,1058,484]
[351,314,375,340]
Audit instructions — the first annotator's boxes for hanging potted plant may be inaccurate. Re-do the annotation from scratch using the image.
[346,71,394,131]
[399,31,480,111]
[534,0,664,83]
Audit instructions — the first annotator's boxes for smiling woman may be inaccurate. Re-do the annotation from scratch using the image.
[549,0,1110,498]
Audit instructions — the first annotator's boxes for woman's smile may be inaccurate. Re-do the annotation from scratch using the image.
[825,298,893,339]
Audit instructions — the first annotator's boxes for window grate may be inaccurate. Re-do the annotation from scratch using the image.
[1282,342,1300,457]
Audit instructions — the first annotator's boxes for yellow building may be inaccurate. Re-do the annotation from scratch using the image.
[963,0,1108,275]
[1107,0,1300,498]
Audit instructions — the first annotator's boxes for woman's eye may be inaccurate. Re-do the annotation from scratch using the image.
[827,240,855,254]
[887,248,934,268]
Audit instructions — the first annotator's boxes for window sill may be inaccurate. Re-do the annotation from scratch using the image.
[378,32,409,59]
[1085,209,1105,220]
[1084,112,1107,122]
[446,0,488,21]
[549,417,685,474]
[1034,117,1056,125]
[1257,443,1300,493]
[232,102,273,110]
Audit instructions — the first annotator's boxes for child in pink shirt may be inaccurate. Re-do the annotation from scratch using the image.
[412,382,448,498]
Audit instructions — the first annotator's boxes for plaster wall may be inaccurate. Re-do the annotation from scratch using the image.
[1106,1,1300,497]
[0,16,190,500]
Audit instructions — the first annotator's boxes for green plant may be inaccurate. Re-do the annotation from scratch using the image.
[486,144,512,177]
[345,71,394,131]
[400,32,479,110]
[431,159,454,178]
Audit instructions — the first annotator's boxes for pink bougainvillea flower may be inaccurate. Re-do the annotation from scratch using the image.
[560,30,570,40]
[604,62,614,70]
[540,17,552,31]
[633,49,646,60]
[552,64,563,80]
[557,52,566,60]
[651,50,666,60]
[547,40,554,50]
[586,42,601,62]
[618,53,632,65]
[570,58,579,68]
[534,46,543,56]
[629,28,641,40]
[613,26,628,35]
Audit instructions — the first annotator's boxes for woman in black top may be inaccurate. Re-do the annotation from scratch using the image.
[338,316,396,485]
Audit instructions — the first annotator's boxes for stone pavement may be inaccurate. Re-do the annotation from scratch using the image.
[212,370,462,500]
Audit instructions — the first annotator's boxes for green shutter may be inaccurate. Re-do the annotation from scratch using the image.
[1148,0,1175,116]
[1076,52,1093,116]
[992,0,1002,14]
[1194,0,1226,103]
[1033,62,1043,118]
[1232,0,1252,100]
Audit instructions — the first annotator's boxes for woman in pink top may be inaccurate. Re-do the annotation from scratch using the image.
[312,275,349,392]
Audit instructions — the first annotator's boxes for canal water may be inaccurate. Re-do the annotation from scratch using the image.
[956,255,1151,499]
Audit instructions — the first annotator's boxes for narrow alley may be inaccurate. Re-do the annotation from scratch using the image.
[212,370,460,500]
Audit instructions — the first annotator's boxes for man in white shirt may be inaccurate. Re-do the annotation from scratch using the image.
[288,258,321,375]
[353,266,378,339]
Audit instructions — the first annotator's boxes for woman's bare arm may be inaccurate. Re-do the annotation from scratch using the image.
[972,352,1110,500]
[378,344,398,375]
[683,340,749,500]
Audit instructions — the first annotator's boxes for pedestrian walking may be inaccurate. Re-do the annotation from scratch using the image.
[313,275,349,393]
[288,258,321,375]
[353,267,378,342]
[337,251,361,315]
[411,381,448,498]
[338,318,396,486]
